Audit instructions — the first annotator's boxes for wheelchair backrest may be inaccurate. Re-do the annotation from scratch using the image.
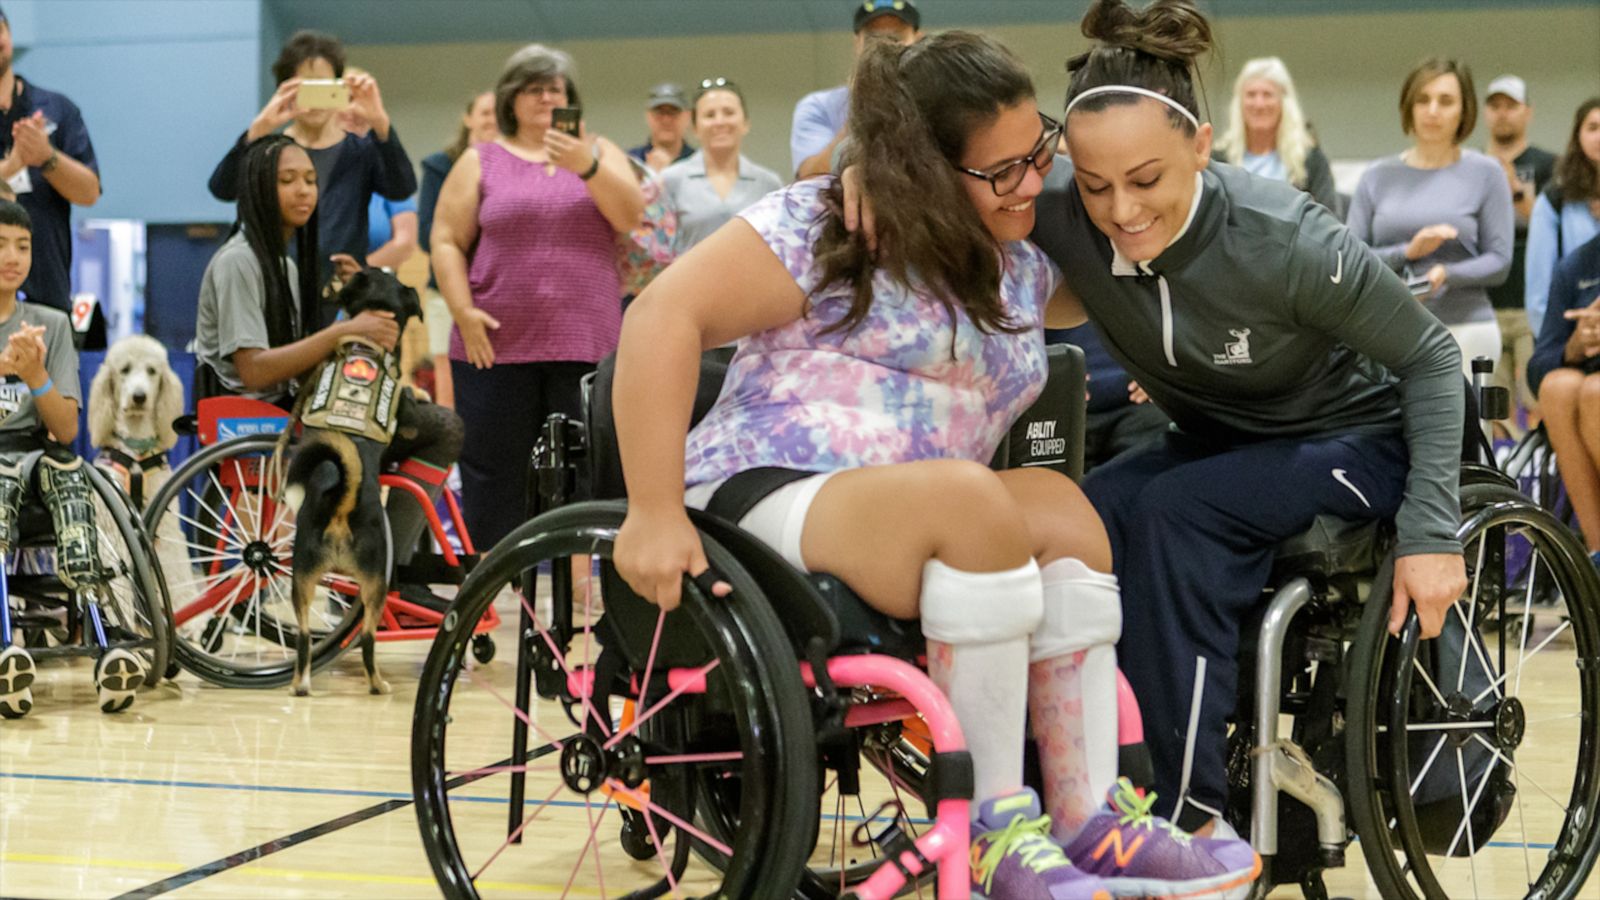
[582,342,1089,500]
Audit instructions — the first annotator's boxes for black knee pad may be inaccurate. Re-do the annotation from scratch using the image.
[36,455,103,589]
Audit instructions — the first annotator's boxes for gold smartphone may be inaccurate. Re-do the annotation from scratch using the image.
[297,79,350,110]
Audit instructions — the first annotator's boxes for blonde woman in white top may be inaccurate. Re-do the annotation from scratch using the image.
[1214,56,1340,214]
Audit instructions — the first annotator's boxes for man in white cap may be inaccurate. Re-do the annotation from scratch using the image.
[790,0,920,179]
[628,83,695,173]
[1483,74,1556,437]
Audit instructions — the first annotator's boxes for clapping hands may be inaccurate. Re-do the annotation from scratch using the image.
[0,324,48,385]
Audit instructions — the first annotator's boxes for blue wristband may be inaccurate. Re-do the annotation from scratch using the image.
[29,377,52,398]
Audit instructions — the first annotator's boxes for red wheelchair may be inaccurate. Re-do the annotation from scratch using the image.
[142,396,496,688]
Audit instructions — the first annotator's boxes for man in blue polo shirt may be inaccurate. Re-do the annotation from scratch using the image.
[790,0,919,179]
[0,5,101,314]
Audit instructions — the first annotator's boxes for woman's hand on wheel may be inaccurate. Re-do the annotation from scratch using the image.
[455,307,500,369]
[615,506,730,612]
[1389,552,1468,638]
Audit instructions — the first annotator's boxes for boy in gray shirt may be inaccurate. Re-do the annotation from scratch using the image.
[0,199,145,718]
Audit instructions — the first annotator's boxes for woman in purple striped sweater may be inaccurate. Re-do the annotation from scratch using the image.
[431,44,645,548]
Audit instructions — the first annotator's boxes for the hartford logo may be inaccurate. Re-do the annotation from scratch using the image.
[1213,329,1253,366]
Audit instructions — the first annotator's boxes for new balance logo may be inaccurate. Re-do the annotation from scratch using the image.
[1093,829,1147,868]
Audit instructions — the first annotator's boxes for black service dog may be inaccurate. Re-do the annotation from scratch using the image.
[282,269,423,696]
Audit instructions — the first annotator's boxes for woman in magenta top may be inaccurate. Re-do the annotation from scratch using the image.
[432,43,644,547]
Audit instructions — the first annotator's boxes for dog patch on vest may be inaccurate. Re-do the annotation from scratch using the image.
[301,337,402,444]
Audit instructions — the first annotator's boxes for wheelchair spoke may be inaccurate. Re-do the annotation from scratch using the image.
[463,668,569,751]
[470,779,566,881]
[1409,734,1449,797]
[175,503,243,552]
[1484,733,1569,814]
[1443,742,1504,863]
[642,752,743,765]
[205,470,253,543]
[1512,552,1539,696]
[516,591,613,739]
[1473,619,1571,706]
[1412,658,1450,708]
[1455,536,1489,694]
[608,780,732,857]
[1513,737,1535,891]
[558,795,612,900]
[605,659,720,751]
[637,785,681,898]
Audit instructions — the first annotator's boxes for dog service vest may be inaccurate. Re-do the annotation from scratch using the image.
[301,337,402,444]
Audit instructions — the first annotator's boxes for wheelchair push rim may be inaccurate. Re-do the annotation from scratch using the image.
[142,435,363,688]
[411,502,817,899]
[1351,483,1600,900]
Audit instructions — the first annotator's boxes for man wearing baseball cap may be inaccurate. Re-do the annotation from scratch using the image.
[629,82,696,173]
[1482,74,1556,438]
[790,0,920,179]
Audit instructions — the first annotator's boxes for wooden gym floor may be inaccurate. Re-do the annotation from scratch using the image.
[3,586,1597,899]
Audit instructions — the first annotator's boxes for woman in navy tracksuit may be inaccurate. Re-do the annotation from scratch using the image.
[1527,230,1600,555]
[1030,0,1467,832]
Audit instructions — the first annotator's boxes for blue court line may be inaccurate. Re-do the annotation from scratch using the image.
[1,770,1555,847]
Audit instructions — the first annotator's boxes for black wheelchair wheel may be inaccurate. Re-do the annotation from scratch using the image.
[9,465,173,688]
[1349,482,1600,899]
[143,435,364,688]
[411,501,817,899]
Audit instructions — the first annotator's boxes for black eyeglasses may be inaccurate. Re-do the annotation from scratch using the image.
[954,112,1062,196]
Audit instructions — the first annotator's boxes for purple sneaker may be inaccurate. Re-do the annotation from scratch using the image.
[1060,779,1261,899]
[970,789,1111,900]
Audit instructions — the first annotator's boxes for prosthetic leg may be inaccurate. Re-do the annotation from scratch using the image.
[36,453,145,713]
[0,455,35,718]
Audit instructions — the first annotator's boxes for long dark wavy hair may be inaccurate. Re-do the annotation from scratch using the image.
[809,30,1036,339]
[1554,97,1600,204]
[233,135,320,348]
[1063,0,1214,135]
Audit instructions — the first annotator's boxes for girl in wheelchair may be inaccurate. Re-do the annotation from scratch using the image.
[0,199,143,715]
[191,135,463,589]
[612,31,1257,900]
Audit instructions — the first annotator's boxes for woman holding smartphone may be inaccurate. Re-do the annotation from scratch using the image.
[208,30,416,326]
[430,43,643,550]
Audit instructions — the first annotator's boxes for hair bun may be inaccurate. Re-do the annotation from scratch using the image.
[1081,0,1213,67]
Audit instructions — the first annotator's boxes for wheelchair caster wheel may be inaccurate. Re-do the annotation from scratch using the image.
[618,810,661,861]
[165,659,181,680]
[471,635,495,664]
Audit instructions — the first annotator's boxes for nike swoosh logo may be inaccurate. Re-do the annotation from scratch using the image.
[1332,468,1370,508]
[1580,278,1600,290]
[1330,251,1344,285]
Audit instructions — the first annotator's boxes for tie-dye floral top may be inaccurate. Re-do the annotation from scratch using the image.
[684,178,1062,487]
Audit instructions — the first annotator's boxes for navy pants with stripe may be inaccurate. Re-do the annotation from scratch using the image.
[1083,429,1410,826]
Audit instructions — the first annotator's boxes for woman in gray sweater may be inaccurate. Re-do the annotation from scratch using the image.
[1348,57,1514,376]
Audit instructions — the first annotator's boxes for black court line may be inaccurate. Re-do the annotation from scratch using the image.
[112,743,556,899]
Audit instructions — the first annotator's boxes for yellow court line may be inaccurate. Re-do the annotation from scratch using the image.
[0,853,608,896]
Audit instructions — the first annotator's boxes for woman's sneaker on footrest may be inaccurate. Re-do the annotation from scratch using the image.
[1061,779,1260,899]
[971,788,1112,899]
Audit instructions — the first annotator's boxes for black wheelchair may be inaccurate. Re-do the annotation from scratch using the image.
[0,448,174,716]
[409,348,1600,899]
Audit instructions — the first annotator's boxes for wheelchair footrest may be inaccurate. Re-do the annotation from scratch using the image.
[394,554,476,587]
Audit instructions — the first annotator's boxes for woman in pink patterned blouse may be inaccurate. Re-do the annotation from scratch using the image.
[610,30,1258,900]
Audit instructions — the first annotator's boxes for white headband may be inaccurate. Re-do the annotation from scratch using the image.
[1065,85,1201,129]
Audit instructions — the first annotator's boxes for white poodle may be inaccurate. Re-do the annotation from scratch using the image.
[89,335,184,504]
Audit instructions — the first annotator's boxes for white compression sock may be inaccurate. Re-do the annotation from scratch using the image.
[1032,558,1122,814]
[919,558,1043,811]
